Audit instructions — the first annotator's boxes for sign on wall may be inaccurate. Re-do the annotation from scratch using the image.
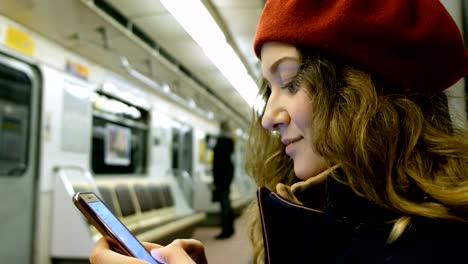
[104,123,131,166]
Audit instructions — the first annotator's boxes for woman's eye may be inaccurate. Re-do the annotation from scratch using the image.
[281,81,298,93]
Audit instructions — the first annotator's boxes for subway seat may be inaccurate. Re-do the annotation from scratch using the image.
[74,178,205,245]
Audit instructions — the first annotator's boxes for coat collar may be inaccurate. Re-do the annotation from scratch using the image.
[273,165,399,226]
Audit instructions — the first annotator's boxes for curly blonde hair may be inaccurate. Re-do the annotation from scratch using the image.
[244,52,468,263]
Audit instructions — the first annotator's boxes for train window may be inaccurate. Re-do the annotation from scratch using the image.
[91,92,149,175]
[0,63,31,176]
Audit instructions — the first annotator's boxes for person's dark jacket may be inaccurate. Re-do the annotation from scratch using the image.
[212,135,234,193]
[258,175,468,263]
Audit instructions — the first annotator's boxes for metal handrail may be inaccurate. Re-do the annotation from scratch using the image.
[53,165,99,196]
[169,169,194,206]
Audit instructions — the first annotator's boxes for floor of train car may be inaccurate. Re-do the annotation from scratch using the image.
[192,214,252,264]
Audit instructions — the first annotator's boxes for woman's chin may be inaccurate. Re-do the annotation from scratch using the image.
[294,164,330,182]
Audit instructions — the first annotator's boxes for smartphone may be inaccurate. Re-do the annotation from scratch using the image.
[73,192,159,264]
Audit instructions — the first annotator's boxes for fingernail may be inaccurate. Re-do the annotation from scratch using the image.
[150,248,159,258]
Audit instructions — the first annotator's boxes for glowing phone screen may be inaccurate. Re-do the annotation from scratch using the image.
[89,201,159,264]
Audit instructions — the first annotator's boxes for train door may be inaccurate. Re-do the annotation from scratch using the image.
[171,123,194,204]
[0,53,40,263]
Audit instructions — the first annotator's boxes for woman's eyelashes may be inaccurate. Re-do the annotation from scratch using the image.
[281,79,299,93]
[263,76,299,94]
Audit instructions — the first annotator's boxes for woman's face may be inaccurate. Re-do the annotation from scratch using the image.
[260,42,327,180]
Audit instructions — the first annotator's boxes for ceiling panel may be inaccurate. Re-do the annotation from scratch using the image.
[106,0,166,17]
[211,0,263,8]
[0,0,263,128]
[218,7,262,33]
[160,41,212,68]
[107,34,151,62]
[0,0,33,14]
[74,44,123,74]
[132,14,189,41]
[47,0,122,42]
[215,4,262,77]
[194,66,229,85]
[106,0,261,123]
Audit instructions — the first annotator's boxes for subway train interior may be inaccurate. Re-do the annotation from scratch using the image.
[0,1,466,264]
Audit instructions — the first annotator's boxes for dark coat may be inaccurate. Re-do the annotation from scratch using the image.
[257,178,468,263]
[212,135,234,192]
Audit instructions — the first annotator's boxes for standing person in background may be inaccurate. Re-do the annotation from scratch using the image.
[211,121,235,239]
[89,0,468,263]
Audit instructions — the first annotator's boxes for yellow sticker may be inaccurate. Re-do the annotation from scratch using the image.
[66,60,89,80]
[5,25,34,56]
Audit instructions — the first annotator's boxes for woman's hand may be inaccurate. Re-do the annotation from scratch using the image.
[90,237,162,264]
[151,239,208,264]
[89,237,208,264]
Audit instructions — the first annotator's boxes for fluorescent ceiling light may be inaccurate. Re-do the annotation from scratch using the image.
[160,0,258,106]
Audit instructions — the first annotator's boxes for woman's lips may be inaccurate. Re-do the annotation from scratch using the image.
[282,137,302,155]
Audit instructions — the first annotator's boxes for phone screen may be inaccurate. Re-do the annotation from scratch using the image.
[87,199,159,264]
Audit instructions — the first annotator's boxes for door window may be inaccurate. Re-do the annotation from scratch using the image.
[0,63,31,176]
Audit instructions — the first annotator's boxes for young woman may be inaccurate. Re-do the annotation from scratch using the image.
[90,0,468,263]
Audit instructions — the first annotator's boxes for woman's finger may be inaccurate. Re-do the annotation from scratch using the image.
[142,241,163,252]
[170,239,204,253]
[170,239,207,264]
[90,237,151,264]
[151,244,196,264]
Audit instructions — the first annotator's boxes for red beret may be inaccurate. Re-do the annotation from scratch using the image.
[254,0,468,93]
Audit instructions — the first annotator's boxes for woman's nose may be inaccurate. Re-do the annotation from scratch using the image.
[261,94,289,131]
